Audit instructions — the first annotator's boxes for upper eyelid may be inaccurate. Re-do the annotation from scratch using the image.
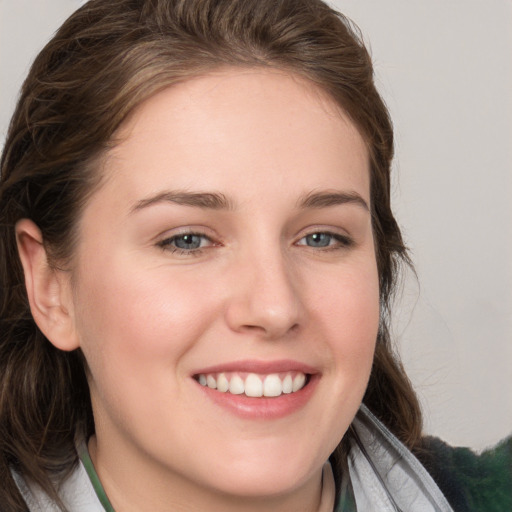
[154,226,217,242]
[293,226,355,249]
[156,234,216,258]
[294,224,352,239]
[296,232,352,245]
[158,232,213,244]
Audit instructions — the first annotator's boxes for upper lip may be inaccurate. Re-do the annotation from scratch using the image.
[192,359,319,376]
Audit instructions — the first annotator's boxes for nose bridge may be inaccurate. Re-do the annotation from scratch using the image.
[226,239,303,338]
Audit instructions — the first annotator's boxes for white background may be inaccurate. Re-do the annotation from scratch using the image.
[1,0,511,452]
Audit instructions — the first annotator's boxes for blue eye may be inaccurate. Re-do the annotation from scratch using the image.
[172,234,204,250]
[297,232,352,249]
[158,233,211,253]
[304,233,332,247]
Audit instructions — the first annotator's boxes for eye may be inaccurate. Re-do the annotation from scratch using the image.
[157,233,213,254]
[296,232,352,249]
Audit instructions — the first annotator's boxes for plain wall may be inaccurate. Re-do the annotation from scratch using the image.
[332,0,512,451]
[1,0,511,451]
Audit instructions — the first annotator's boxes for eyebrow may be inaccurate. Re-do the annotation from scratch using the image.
[297,190,369,211]
[130,189,369,214]
[131,191,234,213]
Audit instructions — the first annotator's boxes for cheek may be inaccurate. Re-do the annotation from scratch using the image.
[72,258,221,388]
[294,258,379,458]
[313,259,379,343]
[72,260,226,440]
[308,257,380,390]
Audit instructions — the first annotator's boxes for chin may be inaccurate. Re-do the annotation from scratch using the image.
[194,439,327,499]
[206,465,314,499]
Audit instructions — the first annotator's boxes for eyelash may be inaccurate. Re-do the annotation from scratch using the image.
[296,232,353,251]
[157,232,214,256]
[156,230,353,256]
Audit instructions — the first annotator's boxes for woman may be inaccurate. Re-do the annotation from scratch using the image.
[0,0,454,510]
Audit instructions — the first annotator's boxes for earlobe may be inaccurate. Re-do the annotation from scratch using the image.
[15,219,80,351]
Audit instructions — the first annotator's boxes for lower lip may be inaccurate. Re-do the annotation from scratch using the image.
[195,375,319,420]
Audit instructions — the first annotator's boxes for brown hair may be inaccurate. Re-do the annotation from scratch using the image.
[0,0,422,509]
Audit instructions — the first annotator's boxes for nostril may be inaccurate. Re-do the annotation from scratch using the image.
[239,321,300,339]
[224,274,303,338]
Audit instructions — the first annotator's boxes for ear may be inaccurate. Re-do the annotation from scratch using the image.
[15,219,80,351]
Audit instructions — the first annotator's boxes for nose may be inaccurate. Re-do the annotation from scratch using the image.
[224,248,304,340]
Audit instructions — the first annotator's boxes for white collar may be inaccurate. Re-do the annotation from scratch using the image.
[346,404,453,512]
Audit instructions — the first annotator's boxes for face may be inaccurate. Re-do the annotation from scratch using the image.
[67,69,379,508]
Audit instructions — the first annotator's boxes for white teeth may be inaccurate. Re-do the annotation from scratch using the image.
[206,375,217,389]
[229,375,245,395]
[217,373,229,392]
[197,371,308,397]
[282,374,293,394]
[292,373,306,392]
[263,374,282,397]
[244,373,263,397]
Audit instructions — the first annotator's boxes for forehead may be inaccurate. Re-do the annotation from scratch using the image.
[96,68,370,210]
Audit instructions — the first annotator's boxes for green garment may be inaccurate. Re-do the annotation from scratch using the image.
[417,435,512,512]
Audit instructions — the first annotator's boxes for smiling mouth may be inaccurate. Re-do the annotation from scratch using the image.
[194,371,310,398]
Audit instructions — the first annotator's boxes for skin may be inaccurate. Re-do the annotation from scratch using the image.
[17,68,380,511]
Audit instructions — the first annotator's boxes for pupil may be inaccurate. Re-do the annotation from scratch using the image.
[175,235,201,249]
[307,233,330,247]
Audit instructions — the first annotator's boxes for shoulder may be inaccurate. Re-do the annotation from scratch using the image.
[417,435,512,512]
